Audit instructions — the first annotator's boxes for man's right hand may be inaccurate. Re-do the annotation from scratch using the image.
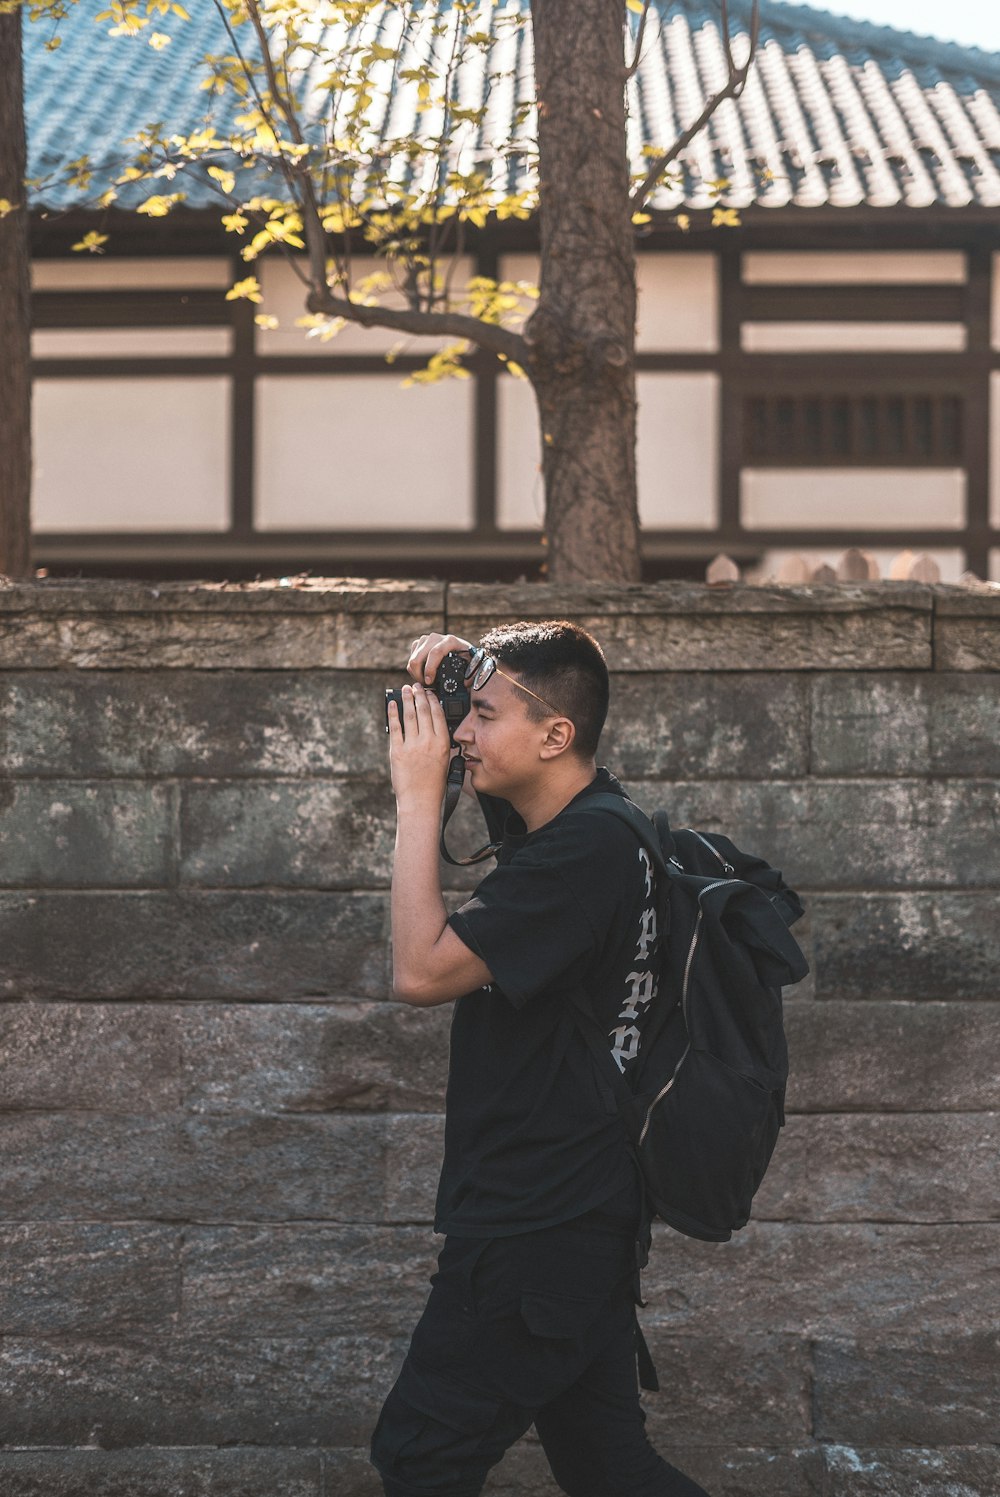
[406,633,473,687]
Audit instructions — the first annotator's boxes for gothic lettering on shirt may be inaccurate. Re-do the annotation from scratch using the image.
[609,846,659,1073]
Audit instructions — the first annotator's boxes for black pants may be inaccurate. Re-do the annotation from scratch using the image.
[370,1182,709,1497]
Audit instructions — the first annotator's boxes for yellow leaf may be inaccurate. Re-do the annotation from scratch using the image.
[626,0,645,12]
[254,314,279,330]
[71,231,109,254]
[136,192,184,217]
[225,276,262,304]
[0,198,16,218]
[45,36,62,51]
[676,213,691,232]
[208,165,236,195]
[171,2,191,17]
[148,31,171,49]
[222,211,248,234]
[631,211,651,225]
[711,207,741,228]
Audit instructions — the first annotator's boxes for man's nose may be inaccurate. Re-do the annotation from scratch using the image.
[454,711,474,744]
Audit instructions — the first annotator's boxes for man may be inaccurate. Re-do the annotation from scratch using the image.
[372,620,709,1497]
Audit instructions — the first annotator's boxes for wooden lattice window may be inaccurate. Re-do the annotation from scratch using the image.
[743,393,963,465]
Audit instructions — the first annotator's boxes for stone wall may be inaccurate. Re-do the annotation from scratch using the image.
[0,577,997,1497]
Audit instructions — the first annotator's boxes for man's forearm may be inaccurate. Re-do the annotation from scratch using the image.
[390,805,450,997]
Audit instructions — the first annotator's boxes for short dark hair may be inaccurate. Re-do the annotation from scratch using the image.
[477,619,609,760]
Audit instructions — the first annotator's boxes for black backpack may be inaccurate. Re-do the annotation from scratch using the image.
[569,793,809,1245]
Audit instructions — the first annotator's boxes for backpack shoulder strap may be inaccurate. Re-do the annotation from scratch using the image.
[576,792,675,875]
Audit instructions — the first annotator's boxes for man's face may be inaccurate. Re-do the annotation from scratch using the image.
[453,672,545,798]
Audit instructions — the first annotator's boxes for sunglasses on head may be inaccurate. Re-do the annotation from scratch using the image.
[464,647,560,716]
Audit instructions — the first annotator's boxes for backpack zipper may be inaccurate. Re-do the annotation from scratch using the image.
[638,877,730,1145]
[684,829,735,876]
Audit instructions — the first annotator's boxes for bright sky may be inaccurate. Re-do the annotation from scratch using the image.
[775,0,1000,52]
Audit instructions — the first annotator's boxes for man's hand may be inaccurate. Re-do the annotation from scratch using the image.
[407,632,473,686]
[387,683,452,812]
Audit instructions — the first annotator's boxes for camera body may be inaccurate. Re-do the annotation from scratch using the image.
[385,650,470,745]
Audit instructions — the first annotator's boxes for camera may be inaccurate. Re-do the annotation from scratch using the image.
[385,650,470,745]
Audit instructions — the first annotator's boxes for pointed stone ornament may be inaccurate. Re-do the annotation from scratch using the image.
[959,570,983,586]
[811,563,837,583]
[836,547,877,581]
[777,554,811,583]
[706,553,740,585]
[908,553,941,583]
[888,549,916,580]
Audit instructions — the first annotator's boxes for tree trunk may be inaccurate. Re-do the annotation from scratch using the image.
[0,7,32,580]
[527,0,639,583]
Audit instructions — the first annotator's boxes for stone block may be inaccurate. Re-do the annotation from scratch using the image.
[181,1001,450,1114]
[0,671,396,778]
[811,673,1000,776]
[819,1445,1000,1495]
[0,1224,179,1334]
[0,579,445,670]
[0,1333,407,1446]
[448,582,933,671]
[178,779,395,888]
[0,1449,323,1497]
[638,1334,811,1445]
[810,892,999,1000]
[383,1112,446,1221]
[640,1222,1000,1340]
[784,1000,1000,1112]
[754,1113,999,1222]
[0,1114,392,1222]
[0,890,389,999]
[635,779,1000,889]
[179,1224,435,1337]
[812,1333,999,1443]
[601,674,809,779]
[0,781,172,886]
[934,587,1000,670]
[0,1003,181,1111]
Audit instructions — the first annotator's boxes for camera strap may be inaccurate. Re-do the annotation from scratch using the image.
[439,752,503,867]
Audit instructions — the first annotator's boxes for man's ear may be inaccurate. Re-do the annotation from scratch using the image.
[539,716,576,760]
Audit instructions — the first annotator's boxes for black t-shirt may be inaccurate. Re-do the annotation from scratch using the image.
[437,767,661,1237]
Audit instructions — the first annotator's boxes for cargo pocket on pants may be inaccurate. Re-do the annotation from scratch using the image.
[519,1289,608,1342]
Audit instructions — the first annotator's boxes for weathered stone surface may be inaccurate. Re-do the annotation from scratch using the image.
[602,674,809,779]
[0,579,444,670]
[784,1001,1000,1112]
[819,1444,1000,1495]
[179,1224,435,1336]
[0,1114,391,1222]
[811,673,1000,776]
[640,1223,1000,1339]
[479,1442,829,1497]
[181,1001,450,1114]
[178,779,395,888]
[0,1333,406,1445]
[813,1333,1000,1443]
[0,781,172,886]
[633,779,1000,889]
[0,1449,323,1497]
[0,671,396,778]
[934,587,1000,671]
[639,1334,811,1444]
[754,1113,999,1222]
[0,890,389,999]
[449,582,933,671]
[383,1112,446,1222]
[0,1224,179,1334]
[0,1003,181,1111]
[810,893,1000,1000]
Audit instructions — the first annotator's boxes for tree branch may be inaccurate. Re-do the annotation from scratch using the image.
[305,285,529,364]
[624,0,653,83]
[629,0,760,213]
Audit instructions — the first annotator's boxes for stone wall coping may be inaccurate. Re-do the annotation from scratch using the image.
[1,578,997,617]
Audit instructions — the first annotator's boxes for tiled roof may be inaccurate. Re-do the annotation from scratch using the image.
[24,0,1000,214]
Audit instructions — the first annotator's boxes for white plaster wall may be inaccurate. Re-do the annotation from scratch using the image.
[741,252,967,284]
[993,254,1000,351]
[255,375,475,529]
[31,259,231,290]
[32,329,232,359]
[499,253,719,351]
[741,469,966,530]
[32,378,230,531]
[496,372,718,530]
[741,323,967,353]
[258,257,474,356]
